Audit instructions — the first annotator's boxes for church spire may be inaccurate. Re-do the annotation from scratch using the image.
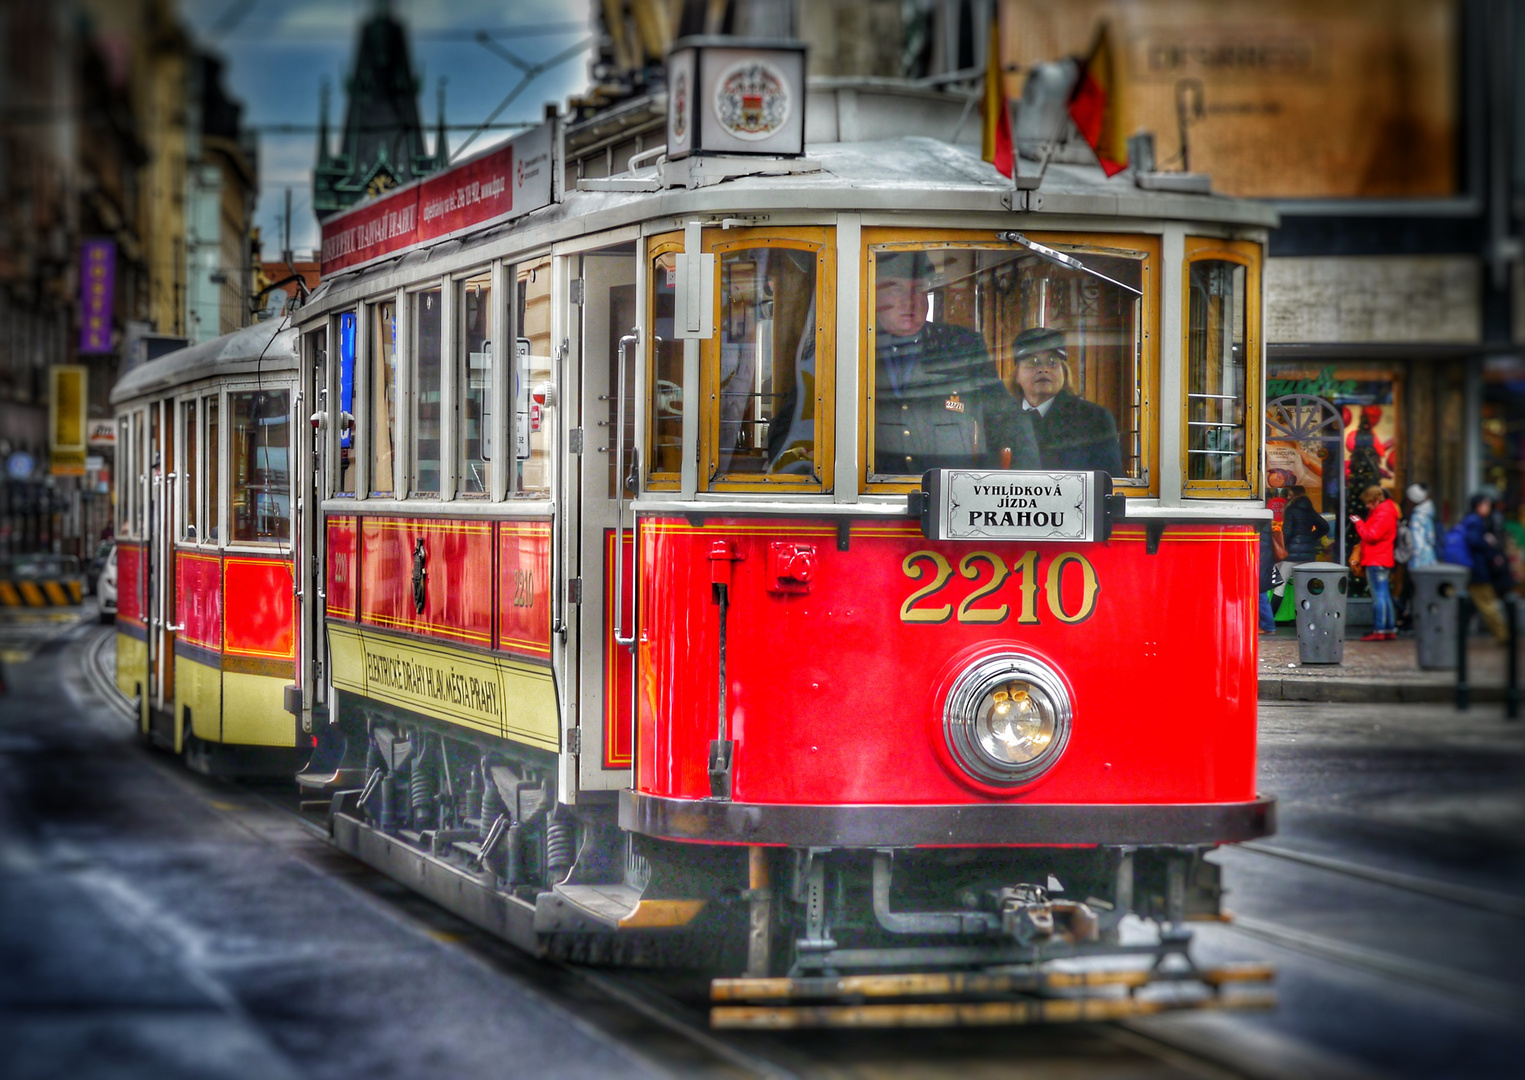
[316,78,332,168]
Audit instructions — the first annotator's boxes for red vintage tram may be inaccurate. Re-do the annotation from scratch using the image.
[280,43,1276,1025]
[112,323,302,773]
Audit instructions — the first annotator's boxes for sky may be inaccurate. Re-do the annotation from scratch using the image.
[177,0,596,259]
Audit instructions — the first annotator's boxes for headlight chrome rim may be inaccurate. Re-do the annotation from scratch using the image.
[943,653,1072,786]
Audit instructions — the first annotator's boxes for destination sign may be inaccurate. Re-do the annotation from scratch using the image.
[919,469,1118,542]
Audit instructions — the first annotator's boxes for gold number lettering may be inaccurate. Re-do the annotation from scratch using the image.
[1011,550,1040,625]
[1045,552,1099,624]
[956,551,1011,623]
[900,551,954,623]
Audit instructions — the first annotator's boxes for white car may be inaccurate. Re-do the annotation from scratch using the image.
[98,544,117,623]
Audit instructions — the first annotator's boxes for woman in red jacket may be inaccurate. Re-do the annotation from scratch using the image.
[1351,485,1399,640]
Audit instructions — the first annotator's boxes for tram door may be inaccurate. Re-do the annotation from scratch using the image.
[148,397,176,724]
[572,248,638,792]
[296,324,328,739]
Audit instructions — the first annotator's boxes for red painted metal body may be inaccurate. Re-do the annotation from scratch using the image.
[329,513,552,658]
[223,555,296,663]
[175,551,222,650]
[635,517,1257,808]
[116,541,143,627]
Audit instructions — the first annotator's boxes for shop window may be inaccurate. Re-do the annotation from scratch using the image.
[647,245,683,485]
[707,234,829,487]
[1184,239,1258,496]
[230,389,290,543]
[864,234,1149,488]
[206,397,219,542]
[182,399,198,542]
[336,312,357,495]
[515,258,552,497]
[459,272,493,496]
[370,300,398,496]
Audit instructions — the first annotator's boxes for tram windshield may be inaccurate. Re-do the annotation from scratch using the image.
[867,242,1145,483]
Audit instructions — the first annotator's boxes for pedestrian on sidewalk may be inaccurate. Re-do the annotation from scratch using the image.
[1458,493,1511,643]
[1259,520,1279,634]
[1351,485,1398,641]
[1405,483,1438,569]
[1283,485,1330,562]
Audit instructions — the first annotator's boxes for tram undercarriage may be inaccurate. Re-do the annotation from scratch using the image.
[315,700,1274,1026]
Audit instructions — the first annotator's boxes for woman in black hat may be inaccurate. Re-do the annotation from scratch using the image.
[1007,326,1123,475]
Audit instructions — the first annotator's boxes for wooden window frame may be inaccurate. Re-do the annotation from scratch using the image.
[1180,237,1262,500]
[644,233,686,492]
[859,227,1161,495]
[701,225,836,493]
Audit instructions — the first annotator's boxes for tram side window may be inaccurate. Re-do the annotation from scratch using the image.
[206,397,219,542]
[866,241,1145,485]
[182,399,198,542]
[410,288,443,494]
[230,390,291,543]
[116,417,130,536]
[649,248,682,481]
[515,258,552,497]
[337,311,358,495]
[458,272,492,496]
[1186,258,1249,487]
[132,410,145,535]
[370,300,398,497]
[712,243,821,481]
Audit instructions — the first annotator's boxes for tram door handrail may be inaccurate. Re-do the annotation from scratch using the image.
[613,327,639,649]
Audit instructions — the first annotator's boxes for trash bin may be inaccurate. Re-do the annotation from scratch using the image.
[1292,562,1348,665]
[1410,562,1471,670]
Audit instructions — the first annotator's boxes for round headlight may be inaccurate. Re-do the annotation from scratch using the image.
[944,654,1071,785]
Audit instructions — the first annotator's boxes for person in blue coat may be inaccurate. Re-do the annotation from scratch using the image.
[1008,326,1124,475]
[1281,485,1330,563]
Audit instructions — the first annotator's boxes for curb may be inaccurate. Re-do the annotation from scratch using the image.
[1258,677,1504,703]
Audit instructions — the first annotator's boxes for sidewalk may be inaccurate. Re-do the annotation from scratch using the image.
[1258,628,1519,703]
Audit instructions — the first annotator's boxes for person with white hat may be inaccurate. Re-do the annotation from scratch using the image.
[1405,483,1437,570]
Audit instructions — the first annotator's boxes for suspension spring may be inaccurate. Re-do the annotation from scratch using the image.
[409,745,433,829]
[545,814,576,879]
[479,763,504,840]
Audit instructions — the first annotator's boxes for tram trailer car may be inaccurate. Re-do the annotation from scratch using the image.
[111,323,303,775]
[288,52,1277,1025]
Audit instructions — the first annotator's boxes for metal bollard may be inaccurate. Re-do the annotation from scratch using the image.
[1456,595,1473,711]
[1508,598,1520,721]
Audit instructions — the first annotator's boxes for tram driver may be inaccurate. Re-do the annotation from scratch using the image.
[871,252,1039,475]
[1009,325,1123,476]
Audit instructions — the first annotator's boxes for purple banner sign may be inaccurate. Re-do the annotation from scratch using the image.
[78,239,116,353]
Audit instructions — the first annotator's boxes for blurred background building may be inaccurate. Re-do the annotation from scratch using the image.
[0,0,257,560]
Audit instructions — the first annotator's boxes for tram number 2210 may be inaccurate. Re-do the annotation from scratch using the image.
[899,550,1100,626]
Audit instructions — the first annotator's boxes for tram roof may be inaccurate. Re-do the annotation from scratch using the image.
[303,135,1278,311]
[111,318,299,406]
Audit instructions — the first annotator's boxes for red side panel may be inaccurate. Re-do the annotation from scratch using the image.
[496,521,551,662]
[637,518,1258,808]
[116,542,143,626]
[175,551,222,650]
[326,516,358,621]
[359,518,493,647]
[224,555,295,660]
[604,529,634,769]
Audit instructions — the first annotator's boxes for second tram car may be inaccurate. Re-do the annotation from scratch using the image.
[118,46,1281,1025]
[111,322,303,774]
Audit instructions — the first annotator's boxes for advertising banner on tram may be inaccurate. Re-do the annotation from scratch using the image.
[320,122,555,277]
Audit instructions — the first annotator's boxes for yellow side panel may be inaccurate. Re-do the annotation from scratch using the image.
[328,622,558,752]
[116,632,147,702]
[174,654,222,743]
[221,671,294,747]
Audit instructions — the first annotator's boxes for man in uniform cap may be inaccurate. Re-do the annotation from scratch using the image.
[1009,325,1123,475]
[871,251,1038,475]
